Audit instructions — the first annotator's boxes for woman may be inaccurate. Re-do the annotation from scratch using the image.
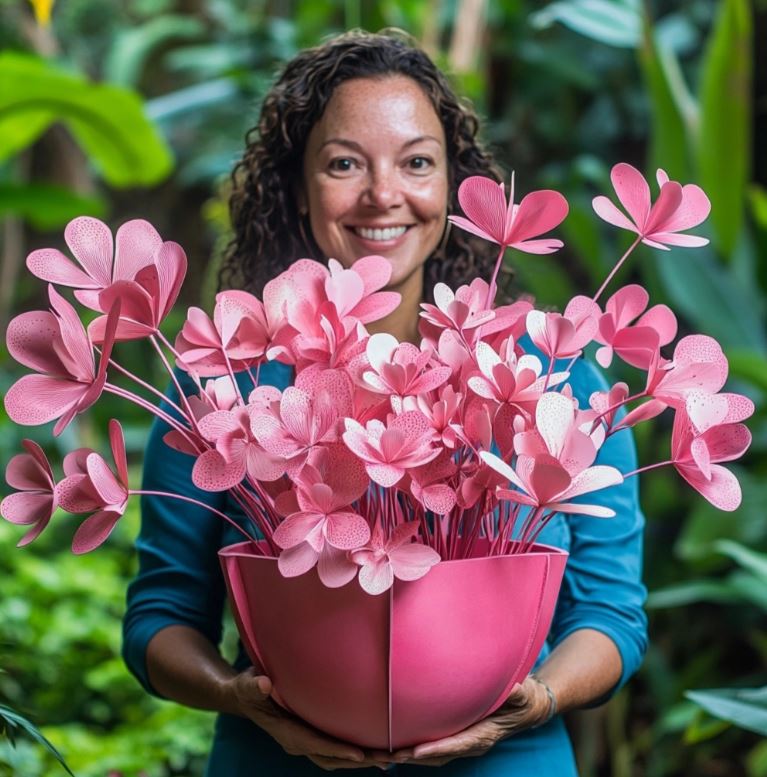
[123,30,647,775]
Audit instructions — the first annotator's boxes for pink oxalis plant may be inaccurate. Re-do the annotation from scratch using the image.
[1,163,753,593]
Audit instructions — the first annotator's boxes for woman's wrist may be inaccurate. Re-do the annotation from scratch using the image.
[530,674,558,727]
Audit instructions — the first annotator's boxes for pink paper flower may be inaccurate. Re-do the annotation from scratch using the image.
[351,522,441,595]
[251,382,344,477]
[263,255,400,342]
[26,216,186,342]
[419,280,496,344]
[449,174,569,254]
[5,286,120,435]
[592,163,711,250]
[193,402,284,490]
[594,285,677,369]
[274,446,370,587]
[468,340,567,411]
[671,410,751,511]
[26,217,162,296]
[407,450,458,515]
[1,440,58,546]
[403,385,463,449]
[525,296,601,361]
[343,411,440,487]
[362,334,451,402]
[481,449,623,518]
[92,240,187,342]
[513,392,602,475]
[163,376,240,455]
[55,420,130,553]
[175,291,269,376]
[647,335,729,408]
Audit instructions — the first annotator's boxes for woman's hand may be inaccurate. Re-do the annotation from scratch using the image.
[375,675,553,768]
[225,668,391,771]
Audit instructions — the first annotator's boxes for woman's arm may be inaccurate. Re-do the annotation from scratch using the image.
[145,625,390,771]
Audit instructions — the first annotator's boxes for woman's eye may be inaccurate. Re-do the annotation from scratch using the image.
[328,158,357,173]
[408,156,433,172]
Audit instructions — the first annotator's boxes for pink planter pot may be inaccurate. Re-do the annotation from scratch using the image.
[219,539,568,750]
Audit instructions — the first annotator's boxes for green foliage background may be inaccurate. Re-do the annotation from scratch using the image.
[0,1,765,775]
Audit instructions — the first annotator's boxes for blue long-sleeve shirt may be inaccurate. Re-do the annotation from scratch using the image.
[123,354,647,772]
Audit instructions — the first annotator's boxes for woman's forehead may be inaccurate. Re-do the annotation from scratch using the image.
[309,75,446,149]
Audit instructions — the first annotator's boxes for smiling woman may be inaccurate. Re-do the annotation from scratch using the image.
[301,75,449,343]
[123,29,647,777]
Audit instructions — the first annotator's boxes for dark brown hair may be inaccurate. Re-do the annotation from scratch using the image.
[219,30,503,302]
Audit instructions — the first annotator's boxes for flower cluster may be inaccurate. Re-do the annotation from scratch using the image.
[1,163,753,594]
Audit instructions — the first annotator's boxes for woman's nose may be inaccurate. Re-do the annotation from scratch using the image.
[363,168,404,210]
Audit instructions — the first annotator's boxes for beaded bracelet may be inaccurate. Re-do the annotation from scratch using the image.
[531,675,558,727]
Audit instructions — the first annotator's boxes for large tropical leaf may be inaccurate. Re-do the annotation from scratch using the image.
[715,540,767,583]
[696,0,752,257]
[0,52,173,187]
[0,704,75,776]
[104,15,206,87]
[530,0,642,48]
[651,246,767,354]
[636,24,694,182]
[685,687,767,737]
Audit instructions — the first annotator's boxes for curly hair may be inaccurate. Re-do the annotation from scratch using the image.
[219,29,504,303]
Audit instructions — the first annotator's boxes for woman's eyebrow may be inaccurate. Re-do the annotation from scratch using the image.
[318,135,443,152]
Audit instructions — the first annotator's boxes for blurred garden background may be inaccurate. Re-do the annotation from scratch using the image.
[0,0,765,774]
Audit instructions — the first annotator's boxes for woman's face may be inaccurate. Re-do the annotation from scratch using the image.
[301,75,449,298]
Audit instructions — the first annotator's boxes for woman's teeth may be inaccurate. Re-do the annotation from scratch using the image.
[354,226,408,242]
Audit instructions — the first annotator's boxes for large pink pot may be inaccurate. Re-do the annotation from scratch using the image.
[219,539,567,750]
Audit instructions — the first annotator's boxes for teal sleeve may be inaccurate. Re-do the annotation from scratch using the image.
[549,356,648,696]
[122,362,291,696]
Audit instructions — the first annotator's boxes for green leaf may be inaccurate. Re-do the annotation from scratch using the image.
[750,184,767,231]
[683,707,732,743]
[0,705,76,776]
[696,0,752,256]
[636,23,693,181]
[715,540,767,583]
[685,686,767,736]
[652,246,767,354]
[647,579,742,608]
[675,469,767,561]
[0,184,106,230]
[0,52,173,187]
[530,0,641,48]
[105,15,207,87]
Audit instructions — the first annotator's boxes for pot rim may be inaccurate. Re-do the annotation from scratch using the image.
[218,539,569,564]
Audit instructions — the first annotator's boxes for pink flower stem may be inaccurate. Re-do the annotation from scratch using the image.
[622,460,672,479]
[460,501,481,559]
[101,353,187,419]
[103,383,199,447]
[517,506,545,552]
[131,490,253,541]
[220,347,245,405]
[485,244,508,308]
[542,355,556,392]
[523,510,555,553]
[589,391,649,435]
[155,330,203,392]
[231,484,281,551]
[592,235,642,304]
[150,334,201,435]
